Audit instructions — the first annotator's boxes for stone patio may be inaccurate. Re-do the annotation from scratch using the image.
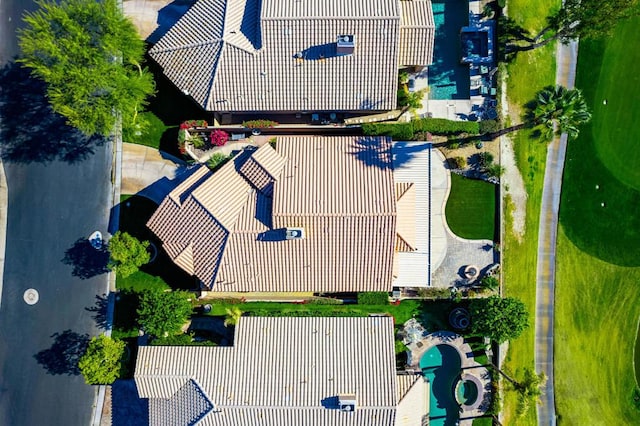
[404,329,493,425]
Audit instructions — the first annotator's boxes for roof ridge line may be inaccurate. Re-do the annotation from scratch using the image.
[261,15,400,21]
[150,39,223,54]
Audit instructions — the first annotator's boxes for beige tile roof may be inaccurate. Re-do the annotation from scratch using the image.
[148,137,398,292]
[135,317,426,425]
[399,0,436,66]
[395,375,429,426]
[395,183,416,251]
[149,0,434,112]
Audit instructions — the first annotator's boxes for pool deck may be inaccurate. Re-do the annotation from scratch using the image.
[406,331,492,424]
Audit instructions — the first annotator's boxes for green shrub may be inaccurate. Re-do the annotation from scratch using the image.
[361,122,415,140]
[478,152,495,169]
[486,164,505,178]
[357,292,390,305]
[188,133,206,149]
[307,298,343,305]
[242,119,278,129]
[448,141,461,149]
[398,88,424,108]
[479,119,500,134]
[203,298,245,305]
[448,156,467,169]
[206,153,231,170]
[480,276,500,290]
[413,118,480,135]
[178,128,187,143]
[150,332,217,346]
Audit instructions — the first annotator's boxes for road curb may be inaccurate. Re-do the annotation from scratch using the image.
[90,114,122,426]
[0,159,7,311]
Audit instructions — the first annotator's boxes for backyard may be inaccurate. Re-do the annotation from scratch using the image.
[555,13,640,423]
[445,173,497,241]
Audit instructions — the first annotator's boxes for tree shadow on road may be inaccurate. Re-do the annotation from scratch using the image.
[85,293,111,330]
[62,238,110,279]
[0,61,106,164]
[34,330,90,376]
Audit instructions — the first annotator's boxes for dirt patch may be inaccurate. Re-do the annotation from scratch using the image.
[499,75,527,241]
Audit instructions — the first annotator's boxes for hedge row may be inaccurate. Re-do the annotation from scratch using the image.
[361,122,414,140]
[362,118,480,140]
[413,118,479,135]
[357,291,390,305]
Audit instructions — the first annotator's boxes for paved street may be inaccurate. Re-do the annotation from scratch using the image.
[0,152,112,426]
[0,0,114,424]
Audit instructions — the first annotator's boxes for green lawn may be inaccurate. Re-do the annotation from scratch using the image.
[117,195,194,291]
[445,173,497,241]
[122,111,172,149]
[500,0,559,422]
[590,18,640,191]
[554,231,640,424]
[202,300,422,325]
[560,35,640,267]
[554,13,640,423]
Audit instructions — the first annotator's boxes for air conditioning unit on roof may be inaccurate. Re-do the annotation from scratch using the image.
[338,394,357,412]
[285,227,305,240]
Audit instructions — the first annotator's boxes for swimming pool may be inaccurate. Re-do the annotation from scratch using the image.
[420,344,462,426]
[429,0,471,100]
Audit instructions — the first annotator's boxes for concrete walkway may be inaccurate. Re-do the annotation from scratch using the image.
[535,39,578,426]
[121,143,188,203]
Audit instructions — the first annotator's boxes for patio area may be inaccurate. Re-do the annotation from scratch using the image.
[403,328,493,425]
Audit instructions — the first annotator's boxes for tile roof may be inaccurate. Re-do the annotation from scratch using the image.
[399,0,436,66]
[148,137,399,292]
[392,142,432,287]
[135,317,426,426]
[149,0,434,112]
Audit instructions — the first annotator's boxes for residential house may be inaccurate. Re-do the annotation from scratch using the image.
[134,316,428,425]
[149,0,435,118]
[147,136,432,293]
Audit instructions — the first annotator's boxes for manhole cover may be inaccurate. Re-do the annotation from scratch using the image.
[23,289,39,305]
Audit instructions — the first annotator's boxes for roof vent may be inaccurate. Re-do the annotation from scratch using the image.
[338,394,357,412]
[336,35,355,56]
[285,227,305,240]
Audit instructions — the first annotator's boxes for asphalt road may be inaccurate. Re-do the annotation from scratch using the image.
[0,152,113,426]
[0,0,114,424]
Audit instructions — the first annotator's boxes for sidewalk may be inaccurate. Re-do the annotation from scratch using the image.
[0,160,7,310]
[534,39,579,426]
[121,143,186,196]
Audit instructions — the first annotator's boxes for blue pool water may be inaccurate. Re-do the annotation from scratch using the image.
[420,344,462,426]
[429,0,471,100]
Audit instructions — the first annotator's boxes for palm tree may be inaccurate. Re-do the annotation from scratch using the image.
[488,85,591,139]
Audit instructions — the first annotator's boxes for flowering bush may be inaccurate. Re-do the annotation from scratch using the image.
[180,119,208,129]
[210,130,229,147]
[242,119,278,129]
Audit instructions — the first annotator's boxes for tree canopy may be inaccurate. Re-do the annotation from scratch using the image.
[18,0,155,137]
[489,85,591,139]
[504,0,639,53]
[108,231,150,278]
[470,296,529,343]
[78,335,126,385]
[137,290,193,338]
